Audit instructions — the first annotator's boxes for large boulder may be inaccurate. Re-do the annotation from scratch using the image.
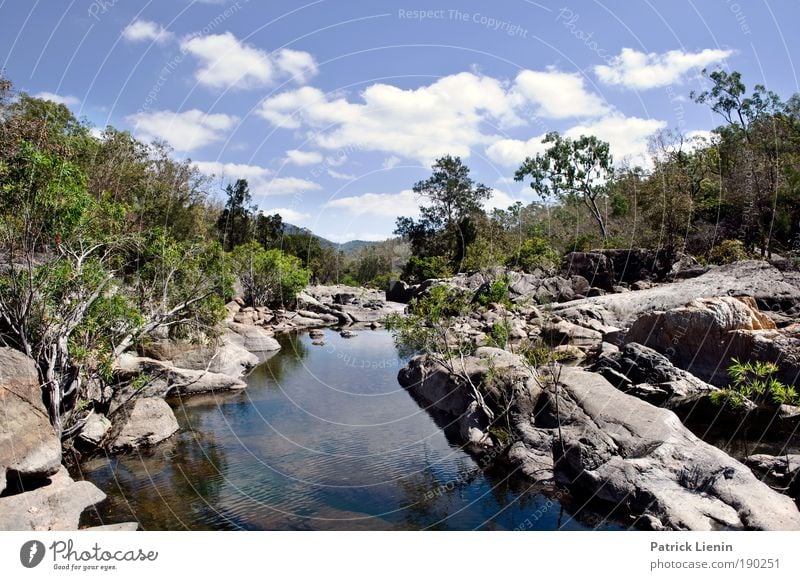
[0,348,61,495]
[141,333,258,378]
[108,398,179,453]
[114,354,246,405]
[564,252,615,290]
[386,280,414,303]
[593,342,716,406]
[225,322,280,352]
[624,296,784,385]
[0,467,105,531]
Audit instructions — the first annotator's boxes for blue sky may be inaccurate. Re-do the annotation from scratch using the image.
[2,0,799,242]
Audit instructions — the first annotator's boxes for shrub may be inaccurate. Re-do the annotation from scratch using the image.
[232,241,310,308]
[400,255,452,284]
[508,237,559,273]
[711,358,799,409]
[476,275,511,307]
[708,239,750,265]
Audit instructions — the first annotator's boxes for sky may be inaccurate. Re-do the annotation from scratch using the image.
[1,0,799,243]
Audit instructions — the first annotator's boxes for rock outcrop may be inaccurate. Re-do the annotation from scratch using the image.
[0,467,105,531]
[107,398,179,453]
[399,349,800,530]
[0,348,61,495]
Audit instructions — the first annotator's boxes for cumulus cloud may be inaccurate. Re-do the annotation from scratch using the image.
[180,32,318,89]
[127,109,238,151]
[285,149,323,166]
[595,47,734,90]
[511,69,609,118]
[564,114,666,164]
[122,19,173,44]
[258,72,520,164]
[34,92,80,107]
[264,207,310,222]
[324,190,420,218]
[194,160,321,197]
[486,134,548,167]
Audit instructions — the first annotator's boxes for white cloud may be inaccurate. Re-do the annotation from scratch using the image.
[34,92,80,107]
[264,207,310,222]
[194,160,321,197]
[486,134,547,167]
[484,189,528,212]
[382,156,402,169]
[512,69,609,118]
[285,149,323,166]
[565,114,666,164]
[324,190,420,218]
[122,19,173,44]
[258,72,520,164]
[275,49,319,83]
[180,32,318,90]
[327,169,356,180]
[595,47,734,90]
[127,109,238,151]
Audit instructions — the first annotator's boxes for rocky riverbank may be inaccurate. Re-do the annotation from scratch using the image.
[0,283,406,530]
[394,256,800,530]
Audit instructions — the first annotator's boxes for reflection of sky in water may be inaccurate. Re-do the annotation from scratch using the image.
[75,330,621,530]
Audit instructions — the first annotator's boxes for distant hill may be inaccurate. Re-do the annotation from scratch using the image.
[282,223,386,256]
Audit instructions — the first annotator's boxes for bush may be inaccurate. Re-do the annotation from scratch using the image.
[476,275,511,307]
[401,255,452,284]
[564,233,599,253]
[232,241,310,308]
[711,358,799,409]
[708,239,750,265]
[508,237,559,273]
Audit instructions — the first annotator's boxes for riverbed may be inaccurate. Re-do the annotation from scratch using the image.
[75,330,621,530]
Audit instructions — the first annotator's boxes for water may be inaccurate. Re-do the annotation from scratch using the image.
[75,330,619,530]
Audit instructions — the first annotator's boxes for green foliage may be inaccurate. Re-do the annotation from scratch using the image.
[708,239,751,265]
[476,276,511,308]
[564,233,599,253]
[487,318,512,350]
[232,241,310,308]
[712,358,799,409]
[401,255,452,284]
[508,237,559,273]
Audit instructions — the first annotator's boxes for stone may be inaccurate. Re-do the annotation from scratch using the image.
[564,252,615,290]
[0,347,61,495]
[386,280,414,303]
[593,342,716,406]
[140,334,258,378]
[0,467,105,531]
[108,398,179,453]
[339,330,358,338]
[624,296,780,384]
[76,413,112,448]
[225,322,281,352]
[553,344,586,361]
[309,329,325,339]
[542,319,603,349]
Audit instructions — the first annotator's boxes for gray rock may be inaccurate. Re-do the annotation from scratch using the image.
[82,522,140,531]
[542,319,603,349]
[140,334,258,378]
[76,413,112,448]
[0,467,105,531]
[108,398,179,452]
[386,280,414,303]
[339,330,358,338]
[593,342,715,406]
[225,322,281,352]
[0,348,61,495]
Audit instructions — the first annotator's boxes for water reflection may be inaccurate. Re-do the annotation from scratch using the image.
[76,330,619,530]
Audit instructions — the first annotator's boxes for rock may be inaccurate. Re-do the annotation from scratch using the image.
[0,467,105,531]
[76,413,112,448]
[225,322,281,352]
[543,366,800,530]
[311,340,325,346]
[114,354,246,404]
[108,398,179,453]
[542,319,603,349]
[536,276,575,303]
[82,522,140,531]
[333,292,356,305]
[309,329,325,339]
[745,454,800,497]
[386,280,414,303]
[0,348,61,495]
[593,342,716,406]
[140,334,258,378]
[625,296,781,385]
[564,252,615,290]
[339,330,358,338]
[553,344,586,361]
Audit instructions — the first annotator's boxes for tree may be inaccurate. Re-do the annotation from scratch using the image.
[515,132,613,240]
[395,155,491,272]
[254,211,284,249]
[217,178,253,251]
[232,241,310,308]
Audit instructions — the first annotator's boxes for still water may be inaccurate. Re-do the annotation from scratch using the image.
[76,330,619,530]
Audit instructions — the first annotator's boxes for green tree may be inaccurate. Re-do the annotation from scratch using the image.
[217,178,254,251]
[515,132,613,240]
[232,241,310,308]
